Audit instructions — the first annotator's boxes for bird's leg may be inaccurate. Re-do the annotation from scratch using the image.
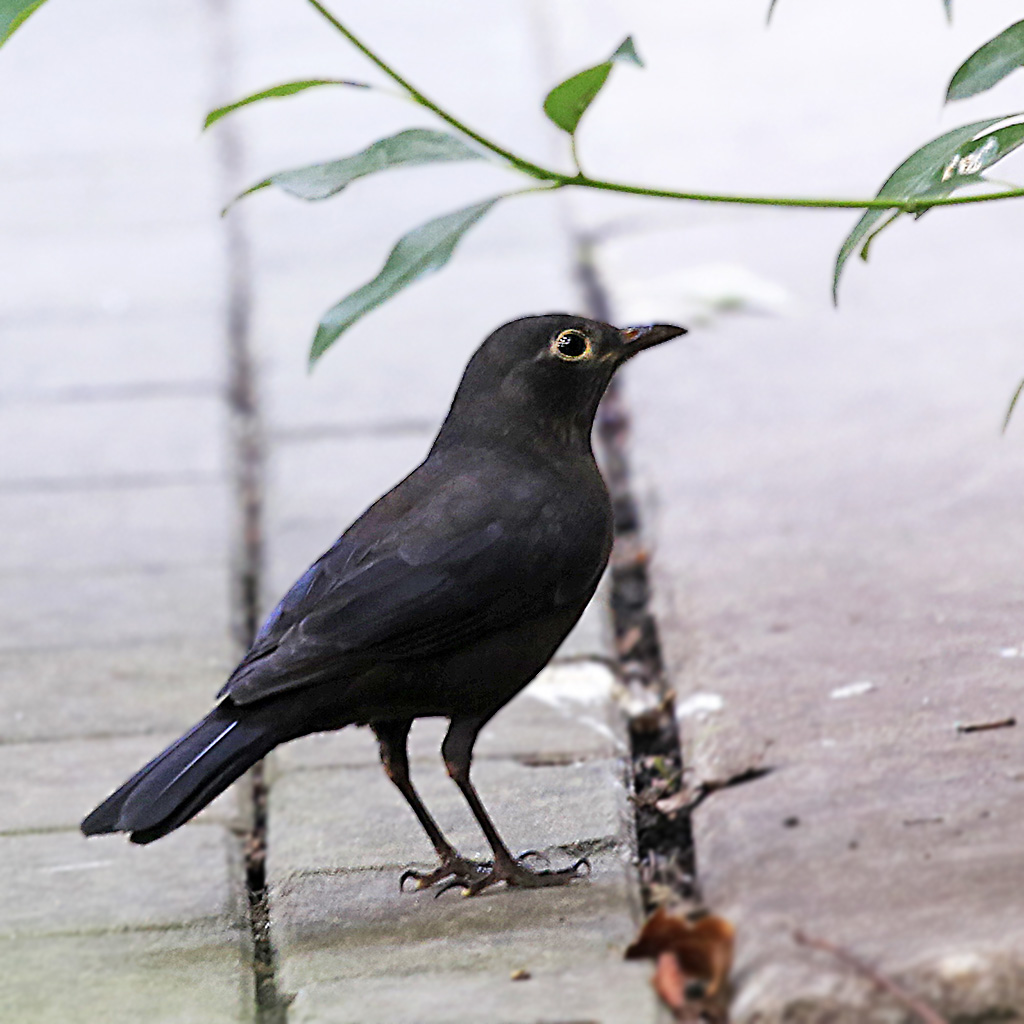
[439,718,590,896]
[371,719,489,891]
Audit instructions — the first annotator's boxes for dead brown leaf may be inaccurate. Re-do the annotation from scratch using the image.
[654,789,695,817]
[626,906,735,999]
[616,625,644,657]
[653,950,686,1010]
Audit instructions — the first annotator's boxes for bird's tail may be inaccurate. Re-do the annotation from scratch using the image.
[81,702,281,844]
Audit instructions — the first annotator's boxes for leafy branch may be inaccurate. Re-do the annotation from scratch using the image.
[5,0,1024,368]
[205,0,1024,364]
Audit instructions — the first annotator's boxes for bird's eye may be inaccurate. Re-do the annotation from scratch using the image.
[551,329,592,362]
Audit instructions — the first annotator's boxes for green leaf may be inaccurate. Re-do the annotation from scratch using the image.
[947,20,1024,102]
[203,79,370,130]
[857,210,901,263]
[0,0,47,47]
[610,36,644,67]
[834,116,1024,301]
[543,36,643,135]
[310,197,500,365]
[232,129,484,208]
[1003,377,1024,433]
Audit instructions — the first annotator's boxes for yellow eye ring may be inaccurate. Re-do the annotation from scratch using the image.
[551,329,592,362]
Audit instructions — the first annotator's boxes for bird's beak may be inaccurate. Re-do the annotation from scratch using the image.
[617,323,687,360]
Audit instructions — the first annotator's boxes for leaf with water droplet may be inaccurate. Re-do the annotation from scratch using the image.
[834,116,1024,301]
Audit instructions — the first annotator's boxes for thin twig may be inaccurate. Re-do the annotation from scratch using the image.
[794,930,949,1024]
[956,716,1016,733]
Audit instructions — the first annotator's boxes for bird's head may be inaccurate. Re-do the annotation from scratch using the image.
[436,314,687,451]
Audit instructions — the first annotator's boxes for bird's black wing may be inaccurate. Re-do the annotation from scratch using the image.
[221,462,596,705]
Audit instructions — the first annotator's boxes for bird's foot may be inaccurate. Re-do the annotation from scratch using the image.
[399,853,491,893]
[436,851,590,897]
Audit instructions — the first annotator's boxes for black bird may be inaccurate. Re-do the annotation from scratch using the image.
[82,313,685,894]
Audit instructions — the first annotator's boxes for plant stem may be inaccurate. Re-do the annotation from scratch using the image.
[570,136,585,177]
[305,0,1024,215]
[567,176,1024,211]
[305,0,558,180]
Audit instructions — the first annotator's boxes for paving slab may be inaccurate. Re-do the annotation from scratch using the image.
[2,827,243,938]
[0,735,243,834]
[0,482,229,573]
[0,316,224,396]
[0,396,227,485]
[0,639,234,743]
[0,153,219,236]
[0,565,232,651]
[273,855,646,1005]
[287,963,657,1024]
[4,226,222,324]
[274,854,640,979]
[0,927,252,1024]
[269,757,627,877]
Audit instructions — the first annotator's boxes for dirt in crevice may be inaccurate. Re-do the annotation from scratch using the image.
[576,237,699,909]
[208,1,285,1019]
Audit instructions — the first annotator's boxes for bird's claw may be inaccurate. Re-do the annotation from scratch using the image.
[432,878,469,899]
[571,856,591,878]
[399,868,427,892]
[515,848,551,866]
[399,854,491,893]
[457,854,591,897]
[402,851,589,896]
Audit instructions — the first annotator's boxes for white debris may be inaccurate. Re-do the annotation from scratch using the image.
[999,647,1019,659]
[528,662,621,746]
[530,662,614,707]
[614,262,793,327]
[675,692,725,718]
[40,860,115,873]
[830,681,876,700]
